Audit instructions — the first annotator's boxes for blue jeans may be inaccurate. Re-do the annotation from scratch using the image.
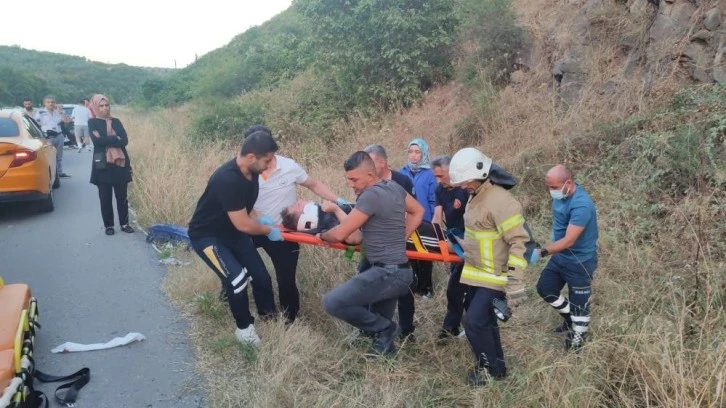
[50,134,64,174]
[191,235,277,329]
[464,286,507,376]
[323,264,413,333]
[536,254,597,334]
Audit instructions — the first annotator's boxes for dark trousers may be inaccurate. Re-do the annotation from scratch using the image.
[323,264,413,333]
[412,260,433,294]
[252,236,300,322]
[442,262,471,332]
[97,182,129,227]
[360,258,416,334]
[464,286,507,377]
[536,254,597,335]
[191,235,277,329]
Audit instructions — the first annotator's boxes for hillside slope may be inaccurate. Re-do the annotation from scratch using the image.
[0,45,170,105]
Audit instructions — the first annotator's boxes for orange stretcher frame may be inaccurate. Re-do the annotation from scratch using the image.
[281,225,463,263]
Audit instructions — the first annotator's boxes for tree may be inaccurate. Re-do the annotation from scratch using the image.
[296,0,457,110]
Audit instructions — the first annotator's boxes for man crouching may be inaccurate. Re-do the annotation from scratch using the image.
[318,151,424,355]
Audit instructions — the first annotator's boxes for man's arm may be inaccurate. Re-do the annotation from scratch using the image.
[404,193,424,238]
[319,209,369,243]
[300,177,339,202]
[542,225,585,255]
[433,205,444,225]
[321,200,347,223]
[228,209,273,236]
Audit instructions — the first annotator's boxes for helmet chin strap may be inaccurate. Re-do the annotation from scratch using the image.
[297,203,320,231]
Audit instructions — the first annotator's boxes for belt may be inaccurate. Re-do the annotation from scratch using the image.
[372,261,410,269]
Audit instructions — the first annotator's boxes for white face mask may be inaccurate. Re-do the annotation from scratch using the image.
[549,183,570,200]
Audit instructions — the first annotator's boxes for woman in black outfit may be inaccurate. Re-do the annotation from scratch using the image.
[88,94,134,235]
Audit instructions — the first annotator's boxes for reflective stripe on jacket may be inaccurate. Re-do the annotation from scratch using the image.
[460,180,529,292]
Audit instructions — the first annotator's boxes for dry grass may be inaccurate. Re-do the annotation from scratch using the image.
[119,1,725,406]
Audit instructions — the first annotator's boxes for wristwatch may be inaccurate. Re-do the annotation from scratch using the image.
[540,248,550,257]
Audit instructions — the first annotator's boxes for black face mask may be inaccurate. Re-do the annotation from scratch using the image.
[24,106,32,111]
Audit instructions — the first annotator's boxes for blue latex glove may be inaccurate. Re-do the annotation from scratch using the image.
[528,249,541,265]
[257,215,275,226]
[267,227,284,241]
[336,197,352,207]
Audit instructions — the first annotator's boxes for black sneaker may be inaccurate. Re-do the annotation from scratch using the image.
[437,327,461,340]
[59,173,71,178]
[399,328,416,343]
[566,331,587,351]
[371,321,399,355]
[467,367,506,386]
[553,321,572,334]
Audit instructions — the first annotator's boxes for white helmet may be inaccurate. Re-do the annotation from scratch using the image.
[449,147,493,185]
[297,202,320,231]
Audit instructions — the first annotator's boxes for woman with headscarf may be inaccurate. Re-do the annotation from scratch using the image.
[88,94,134,235]
[400,137,438,299]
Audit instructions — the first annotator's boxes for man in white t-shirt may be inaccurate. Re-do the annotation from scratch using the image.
[71,98,93,152]
[245,125,348,323]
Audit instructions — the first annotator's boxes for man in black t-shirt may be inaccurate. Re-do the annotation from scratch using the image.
[432,155,472,340]
[188,131,283,346]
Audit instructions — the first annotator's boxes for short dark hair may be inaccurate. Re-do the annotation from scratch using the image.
[244,124,272,138]
[344,151,374,172]
[240,131,278,156]
[23,97,32,103]
[80,98,89,104]
[363,144,387,160]
[280,207,299,230]
[431,155,451,169]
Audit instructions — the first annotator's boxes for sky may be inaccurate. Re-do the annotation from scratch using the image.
[1,0,294,68]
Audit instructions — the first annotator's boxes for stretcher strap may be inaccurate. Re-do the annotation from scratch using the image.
[24,364,91,408]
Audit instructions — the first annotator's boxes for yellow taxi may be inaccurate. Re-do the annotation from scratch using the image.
[0,110,58,212]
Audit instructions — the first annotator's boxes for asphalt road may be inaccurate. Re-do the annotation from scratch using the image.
[0,148,203,407]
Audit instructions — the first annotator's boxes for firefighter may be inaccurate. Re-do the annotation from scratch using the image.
[448,147,531,386]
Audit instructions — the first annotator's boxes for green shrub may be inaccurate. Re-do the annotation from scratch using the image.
[297,0,457,110]
[189,98,268,142]
[456,0,524,85]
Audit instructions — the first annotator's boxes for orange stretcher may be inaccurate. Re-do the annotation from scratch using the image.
[281,222,463,263]
[0,279,38,408]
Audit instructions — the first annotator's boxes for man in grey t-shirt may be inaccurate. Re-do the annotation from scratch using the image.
[319,151,424,355]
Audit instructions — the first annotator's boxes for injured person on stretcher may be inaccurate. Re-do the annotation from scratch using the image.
[281,199,449,254]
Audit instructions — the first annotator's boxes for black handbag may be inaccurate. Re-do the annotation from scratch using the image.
[93,151,107,170]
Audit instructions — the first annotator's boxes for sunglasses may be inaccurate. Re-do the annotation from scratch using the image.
[99,104,110,107]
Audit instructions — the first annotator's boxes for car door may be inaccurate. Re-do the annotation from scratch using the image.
[23,115,56,180]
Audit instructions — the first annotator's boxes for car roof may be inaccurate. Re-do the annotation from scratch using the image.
[0,109,38,139]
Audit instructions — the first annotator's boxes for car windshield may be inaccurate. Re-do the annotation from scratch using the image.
[0,118,20,137]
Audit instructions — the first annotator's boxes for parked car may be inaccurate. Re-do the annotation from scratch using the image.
[0,109,58,212]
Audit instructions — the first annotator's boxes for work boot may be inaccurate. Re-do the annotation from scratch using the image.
[566,331,587,352]
[371,321,399,355]
[235,324,261,346]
